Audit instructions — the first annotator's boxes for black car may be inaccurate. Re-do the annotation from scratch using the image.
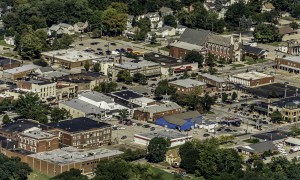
[106,50,111,55]
[142,92,149,96]
[97,48,102,51]
[79,43,84,46]
[104,44,108,47]
[143,124,151,128]
[115,49,120,52]
[122,86,128,90]
[90,42,99,45]
[121,135,127,139]
[120,48,126,53]
[111,42,117,46]
[261,121,269,124]
[150,127,155,131]
[203,133,210,137]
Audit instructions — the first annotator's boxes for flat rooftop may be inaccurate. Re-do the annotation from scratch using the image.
[0,57,19,66]
[3,64,40,75]
[199,73,225,83]
[136,102,181,114]
[143,52,192,67]
[79,91,114,103]
[169,78,206,88]
[47,117,111,133]
[21,128,55,139]
[0,120,47,133]
[135,129,191,140]
[20,80,55,85]
[60,99,105,114]
[115,60,160,70]
[252,130,288,141]
[282,56,300,63]
[270,96,300,108]
[112,90,143,100]
[232,71,273,80]
[41,49,99,62]
[28,146,123,165]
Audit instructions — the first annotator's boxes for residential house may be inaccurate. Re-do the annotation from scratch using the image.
[48,23,75,36]
[243,45,269,59]
[133,102,182,121]
[156,26,176,38]
[278,26,297,36]
[134,129,192,147]
[18,127,59,153]
[73,21,89,33]
[47,117,112,149]
[237,141,276,156]
[176,25,187,35]
[261,2,275,13]
[169,78,206,94]
[137,12,160,29]
[156,111,202,131]
[166,149,181,166]
[276,40,300,55]
[159,7,173,16]
[4,35,15,46]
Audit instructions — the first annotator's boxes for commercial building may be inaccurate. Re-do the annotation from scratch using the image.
[275,56,300,73]
[168,78,206,94]
[228,71,274,87]
[1,64,40,80]
[17,127,59,153]
[17,80,56,102]
[134,129,192,147]
[108,59,161,80]
[58,71,108,91]
[47,117,112,149]
[156,111,202,131]
[56,82,78,100]
[169,28,243,62]
[41,49,99,69]
[133,102,182,121]
[198,73,226,91]
[252,130,288,143]
[236,141,276,156]
[0,57,20,70]
[27,147,123,176]
[144,52,198,75]
[268,97,300,122]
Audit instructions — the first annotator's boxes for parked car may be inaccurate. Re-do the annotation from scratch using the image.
[118,127,126,130]
[97,48,102,51]
[121,135,127,139]
[143,124,151,128]
[150,127,155,131]
[79,43,84,46]
[203,133,210,137]
[111,42,117,46]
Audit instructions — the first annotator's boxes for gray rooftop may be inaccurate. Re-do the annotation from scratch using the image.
[21,128,55,140]
[169,78,206,88]
[41,49,99,62]
[4,64,41,75]
[207,34,231,47]
[199,73,225,83]
[282,56,300,63]
[237,141,275,153]
[38,66,55,73]
[180,28,210,46]
[170,41,203,51]
[115,60,160,70]
[137,102,181,114]
[79,91,114,103]
[60,99,105,114]
[135,129,191,140]
[28,147,123,165]
[231,71,273,81]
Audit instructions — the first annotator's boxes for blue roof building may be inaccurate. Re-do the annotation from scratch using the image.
[156,111,202,131]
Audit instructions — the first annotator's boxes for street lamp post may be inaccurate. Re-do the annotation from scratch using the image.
[285,83,288,98]
[296,88,298,97]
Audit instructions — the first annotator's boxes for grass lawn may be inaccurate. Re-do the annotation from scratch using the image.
[145,43,162,47]
[150,167,200,180]
[0,40,14,48]
[230,64,245,68]
[159,46,170,52]
[267,41,281,47]
[28,170,50,180]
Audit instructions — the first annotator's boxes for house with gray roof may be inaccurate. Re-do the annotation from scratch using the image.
[236,141,276,155]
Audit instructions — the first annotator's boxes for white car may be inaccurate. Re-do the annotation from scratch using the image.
[117,127,126,130]
[281,152,288,156]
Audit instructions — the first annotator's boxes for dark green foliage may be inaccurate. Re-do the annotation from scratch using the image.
[270,110,283,123]
[146,137,171,163]
[121,148,147,161]
[2,114,11,125]
[117,70,133,84]
[253,24,282,43]
[50,107,72,122]
[33,59,48,67]
[184,51,204,68]
[51,168,88,180]
[94,82,118,93]
[164,15,177,28]
[0,154,32,180]
[154,80,177,97]
[133,73,148,85]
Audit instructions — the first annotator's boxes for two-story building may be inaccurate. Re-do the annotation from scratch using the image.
[228,71,274,87]
[275,56,300,74]
[268,97,300,122]
[168,78,206,94]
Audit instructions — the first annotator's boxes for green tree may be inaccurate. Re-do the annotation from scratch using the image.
[84,61,90,71]
[92,28,102,38]
[94,159,131,180]
[93,63,100,72]
[222,93,228,102]
[102,7,127,35]
[133,73,148,85]
[2,114,11,125]
[50,107,72,122]
[206,53,216,67]
[19,27,44,59]
[179,141,200,173]
[0,154,32,179]
[253,24,282,43]
[33,59,48,67]
[180,70,190,79]
[164,14,177,28]
[290,22,299,30]
[117,70,133,84]
[147,137,171,163]
[137,17,151,40]
[154,80,177,97]
[109,2,128,14]
[225,1,251,29]
[150,34,157,45]
[184,51,204,68]
[14,92,48,123]
[52,168,88,180]
[232,91,238,100]
[208,66,217,75]
[270,110,283,123]
[118,109,129,120]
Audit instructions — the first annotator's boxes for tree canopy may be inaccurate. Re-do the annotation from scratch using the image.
[146,137,171,163]
[0,155,32,180]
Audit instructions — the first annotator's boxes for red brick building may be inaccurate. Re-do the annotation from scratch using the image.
[228,71,274,87]
[275,56,300,73]
[0,57,20,70]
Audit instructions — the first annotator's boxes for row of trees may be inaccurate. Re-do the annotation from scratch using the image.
[117,71,148,85]
[0,93,72,124]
